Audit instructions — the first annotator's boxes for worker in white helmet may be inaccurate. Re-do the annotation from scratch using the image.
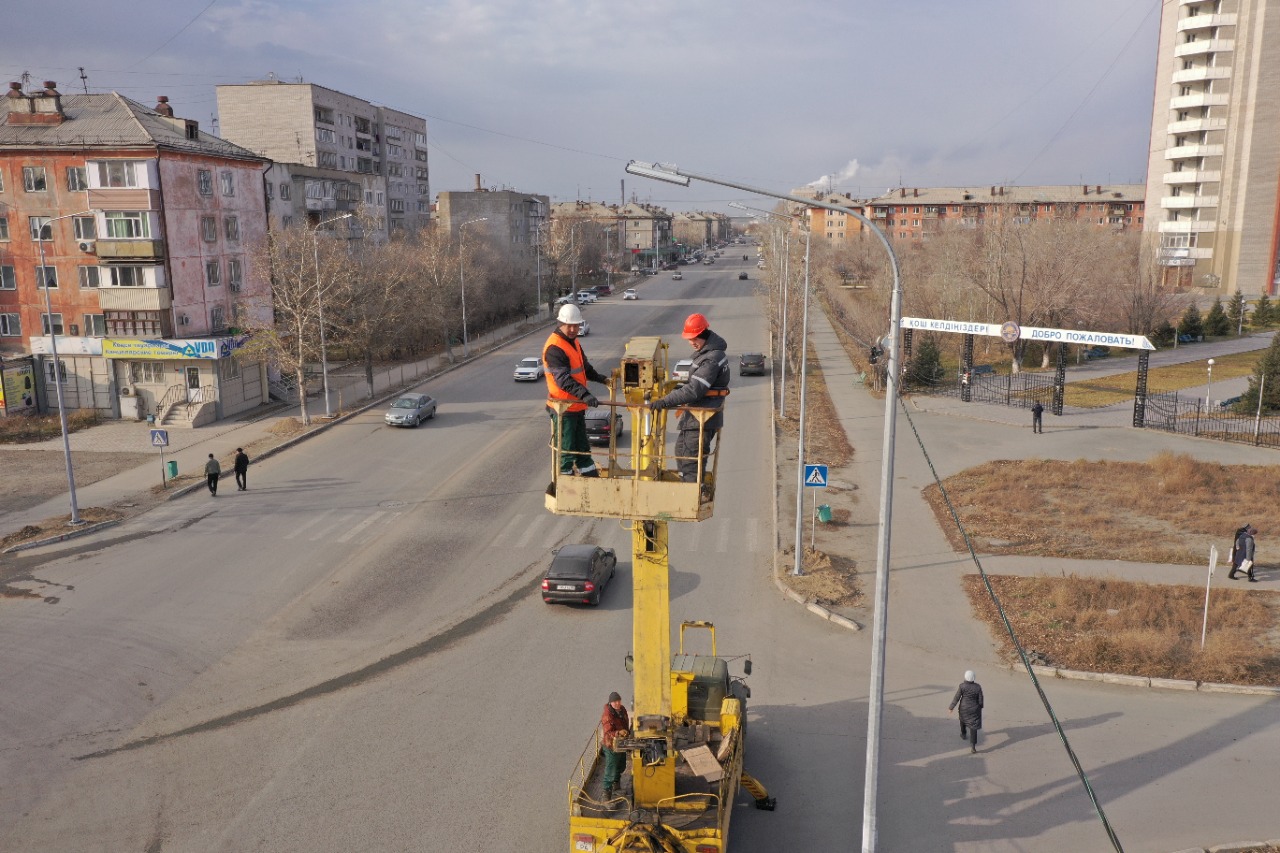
[544,303,610,480]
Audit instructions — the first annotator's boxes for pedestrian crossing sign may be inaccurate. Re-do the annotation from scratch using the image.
[804,464,828,487]
[150,429,169,448]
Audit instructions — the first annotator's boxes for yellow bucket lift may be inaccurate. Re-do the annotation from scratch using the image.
[548,336,773,853]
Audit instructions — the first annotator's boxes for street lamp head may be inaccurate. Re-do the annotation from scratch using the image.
[625,160,691,187]
[1208,358,1215,366]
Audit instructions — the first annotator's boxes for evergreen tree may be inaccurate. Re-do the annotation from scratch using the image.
[1225,292,1248,335]
[907,336,943,387]
[1152,319,1176,348]
[1240,332,1280,413]
[1253,294,1274,328]
[1177,304,1204,340]
[1204,298,1230,336]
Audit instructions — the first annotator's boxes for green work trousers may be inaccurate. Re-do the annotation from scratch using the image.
[549,409,596,475]
[602,746,626,790]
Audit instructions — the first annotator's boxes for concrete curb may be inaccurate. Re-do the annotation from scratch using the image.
[1170,841,1280,853]
[1,519,121,553]
[1016,663,1280,696]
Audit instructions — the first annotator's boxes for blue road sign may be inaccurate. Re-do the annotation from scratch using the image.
[804,464,828,487]
[150,429,170,448]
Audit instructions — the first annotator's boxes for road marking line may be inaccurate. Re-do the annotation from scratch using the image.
[543,517,574,548]
[746,520,758,553]
[515,516,541,548]
[490,512,527,545]
[337,510,385,543]
[716,524,731,553]
[283,508,333,540]
[688,524,704,553]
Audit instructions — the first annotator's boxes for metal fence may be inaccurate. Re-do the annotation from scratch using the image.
[1141,390,1280,448]
[915,371,1055,409]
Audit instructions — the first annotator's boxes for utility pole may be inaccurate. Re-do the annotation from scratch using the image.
[78,67,89,93]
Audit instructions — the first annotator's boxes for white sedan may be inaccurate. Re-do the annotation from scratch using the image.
[623,289,638,300]
[513,357,544,381]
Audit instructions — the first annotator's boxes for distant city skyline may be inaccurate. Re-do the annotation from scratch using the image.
[2,0,1161,212]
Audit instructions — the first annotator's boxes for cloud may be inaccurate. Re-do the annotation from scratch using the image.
[806,159,860,190]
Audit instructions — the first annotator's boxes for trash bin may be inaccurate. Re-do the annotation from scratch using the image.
[817,504,832,523]
[166,460,178,479]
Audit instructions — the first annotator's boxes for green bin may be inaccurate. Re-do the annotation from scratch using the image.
[817,504,832,523]
[166,460,178,479]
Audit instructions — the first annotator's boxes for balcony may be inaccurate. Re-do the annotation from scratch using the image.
[95,239,165,261]
[1166,116,1227,134]
[1171,67,1231,85]
[1174,39,1234,58]
[1177,13,1237,32]
[1170,93,1229,109]
[1158,220,1216,233]
[1164,170,1221,184]
[1161,195,1219,209]
[1165,143,1223,160]
[97,286,172,312]
[86,188,160,210]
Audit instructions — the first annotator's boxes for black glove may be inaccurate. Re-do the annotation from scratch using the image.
[648,398,666,411]
[584,394,600,408]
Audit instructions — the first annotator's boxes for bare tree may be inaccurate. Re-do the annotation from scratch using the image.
[331,227,415,398]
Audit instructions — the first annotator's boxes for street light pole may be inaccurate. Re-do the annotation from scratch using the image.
[312,212,352,419]
[459,217,488,358]
[1206,358,1215,407]
[792,223,812,576]
[35,209,99,525]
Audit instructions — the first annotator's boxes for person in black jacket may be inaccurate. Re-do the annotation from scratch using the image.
[949,670,984,753]
[1229,525,1258,582]
[233,448,250,491]
[647,313,729,490]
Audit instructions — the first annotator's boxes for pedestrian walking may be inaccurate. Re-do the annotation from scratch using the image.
[600,691,630,799]
[204,453,221,496]
[233,448,250,491]
[544,303,610,486]
[646,313,730,494]
[1031,400,1045,434]
[1228,524,1258,582]
[948,670,984,753]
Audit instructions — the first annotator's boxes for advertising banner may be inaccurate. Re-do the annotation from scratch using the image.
[29,337,103,355]
[103,336,248,360]
[0,364,37,415]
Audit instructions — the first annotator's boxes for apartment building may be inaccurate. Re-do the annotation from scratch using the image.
[1142,0,1280,296]
[437,178,549,281]
[618,202,674,267]
[0,83,271,423]
[216,78,430,235]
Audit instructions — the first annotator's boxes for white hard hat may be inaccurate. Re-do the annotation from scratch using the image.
[557,303,585,325]
[964,670,975,683]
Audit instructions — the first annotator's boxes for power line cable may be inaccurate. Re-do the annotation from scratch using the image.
[120,0,221,71]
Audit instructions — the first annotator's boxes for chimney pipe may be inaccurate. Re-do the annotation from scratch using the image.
[155,95,174,117]
[1083,185,1089,195]
[899,187,905,198]
[913,188,918,198]
[1096,185,1102,194]
[990,186,996,196]
[475,173,482,191]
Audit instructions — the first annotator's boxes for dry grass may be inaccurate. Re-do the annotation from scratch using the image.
[963,574,1280,685]
[785,548,862,607]
[777,353,854,467]
[1058,350,1260,408]
[924,452,1280,565]
[0,410,101,444]
[0,506,123,549]
[268,417,309,438]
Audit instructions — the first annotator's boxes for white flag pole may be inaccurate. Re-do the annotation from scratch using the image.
[1202,544,1219,650]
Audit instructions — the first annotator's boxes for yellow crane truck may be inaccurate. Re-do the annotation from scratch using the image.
[546,336,775,853]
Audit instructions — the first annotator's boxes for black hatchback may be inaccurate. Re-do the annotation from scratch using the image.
[584,408,624,445]
[541,544,617,606]
[739,353,767,376]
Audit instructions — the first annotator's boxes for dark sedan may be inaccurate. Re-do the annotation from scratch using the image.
[541,544,617,606]
[585,408,624,445]
[739,353,767,376]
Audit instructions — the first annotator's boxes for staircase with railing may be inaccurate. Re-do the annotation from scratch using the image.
[155,384,186,424]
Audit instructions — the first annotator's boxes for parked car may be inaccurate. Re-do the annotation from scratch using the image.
[1219,395,1243,409]
[672,272,684,280]
[555,294,576,306]
[757,261,766,269]
[672,359,694,383]
[623,289,638,300]
[960,365,996,381]
[595,284,613,296]
[647,268,660,275]
[384,393,437,427]
[513,357,544,382]
[1082,346,1109,360]
[578,319,590,336]
[585,408,624,445]
[739,353,767,376]
[541,544,617,606]
[703,259,713,265]
[576,290,597,304]
[738,272,748,280]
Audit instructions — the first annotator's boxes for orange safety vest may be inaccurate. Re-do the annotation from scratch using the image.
[544,332,589,413]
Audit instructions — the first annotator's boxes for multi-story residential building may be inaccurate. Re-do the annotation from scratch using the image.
[673,211,721,251]
[1142,0,1280,296]
[437,178,548,281]
[548,200,625,269]
[618,202,674,268]
[215,78,430,235]
[811,185,1144,244]
[0,83,271,424]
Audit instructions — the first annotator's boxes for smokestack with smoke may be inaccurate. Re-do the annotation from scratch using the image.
[805,159,860,191]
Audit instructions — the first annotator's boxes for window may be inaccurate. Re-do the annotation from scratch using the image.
[364,190,373,204]
[206,260,221,287]
[30,216,52,240]
[0,266,14,289]
[220,170,234,196]
[318,151,338,169]
[198,169,213,196]
[201,216,217,242]
[228,258,243,292]
[224,216,239,241]
[314,106,334,124]
[0,215,8,241]
[265,181,273,199]
[315,127,336,144]
[95,160,141,188]
[210,305,226,331]
[104,211,150,239]
[389,199,405,213]
[376,191,384,205]
[41,313,64,335]
[108,266,146,287]
[281,216,293,228]
[35,265,58,288]
[83,313,106,337]
[280,182,291,200]
[73,216,96,240]
[108,311,165,337]
[23,166,48,192]
[130,362,165,383]
[220,357,240,380]
[78,266,101,288]
[0,313,19,337]
[66,166,88,191]
[0,171,4,191]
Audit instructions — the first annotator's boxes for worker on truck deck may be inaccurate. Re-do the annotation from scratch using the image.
[544,303,610,480]
[601,691,630,799]
[646,313,730,486]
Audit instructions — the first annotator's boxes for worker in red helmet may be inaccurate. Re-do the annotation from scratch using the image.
[646,313,730,490]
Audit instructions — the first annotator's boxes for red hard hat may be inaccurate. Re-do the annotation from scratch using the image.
[682,313,709,340]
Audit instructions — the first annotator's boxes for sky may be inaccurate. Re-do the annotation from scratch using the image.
[3,0,1163,214]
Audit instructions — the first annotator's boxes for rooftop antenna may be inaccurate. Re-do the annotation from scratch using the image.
[211,114,219,136]
[78,67,89,94]
[19,70,31,89]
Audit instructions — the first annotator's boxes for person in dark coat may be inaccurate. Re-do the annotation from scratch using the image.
[1031,400,1045,434]
[948,670,984,753]
[600,691,630,799]
[647,313,730,490]
[233,447,250,491]
[204,453,221,497]
[1229,525,1258,582]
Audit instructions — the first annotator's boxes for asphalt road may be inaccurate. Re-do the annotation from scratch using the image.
[0,255,860,851]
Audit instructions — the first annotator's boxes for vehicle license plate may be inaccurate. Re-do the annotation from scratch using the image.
[557,584,576,591]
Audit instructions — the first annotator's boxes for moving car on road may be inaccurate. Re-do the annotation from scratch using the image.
[739,353,767,376]
[623,288,638,300]
[541,544,617,606]
[585,408,624,445]
[514,357,544,381]
[672,359,694,383]
[384,393,437,427]
[672,272,683,280]
[738,272,748,280]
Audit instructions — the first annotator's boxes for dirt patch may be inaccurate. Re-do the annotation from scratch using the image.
[963,574,1280,686]
[1,506,124,549]
[924,453,1280,565]
[0,450,153,517]
[0,410,101,444]
[269,417,308,438]
[785,548,862,607]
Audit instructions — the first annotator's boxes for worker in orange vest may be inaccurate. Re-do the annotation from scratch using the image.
[544,303,610,479]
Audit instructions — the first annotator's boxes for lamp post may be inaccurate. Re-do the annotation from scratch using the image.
[459,217,488,357]
[1206,358,1215,407]
[35,209,99,525]
[311,212,352,419]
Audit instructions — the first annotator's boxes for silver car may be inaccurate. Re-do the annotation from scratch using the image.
[514,357,544,381]
[384,393,437,427]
